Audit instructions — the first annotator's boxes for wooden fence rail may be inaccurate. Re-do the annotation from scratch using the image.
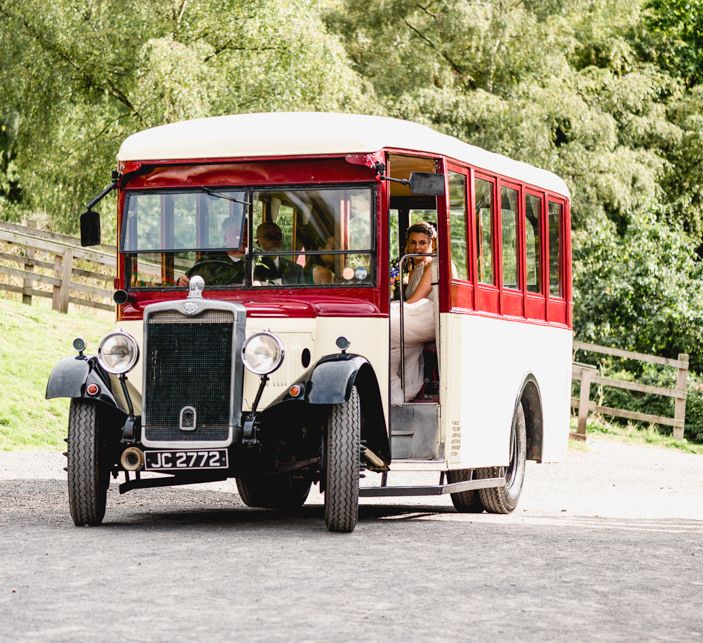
[0,220,116,313]
[571,341,689,441]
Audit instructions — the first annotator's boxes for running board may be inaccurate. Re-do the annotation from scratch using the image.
[359,477,505,497]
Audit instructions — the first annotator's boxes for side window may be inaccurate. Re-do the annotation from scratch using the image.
[548,201,563,296]
[525,194,542,293]
[475,178,494,284]
[501,187,519,289]
[449,171,468,280]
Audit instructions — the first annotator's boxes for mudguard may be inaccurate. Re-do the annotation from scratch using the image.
[307,353,390,464]
[46,355,119,409]
[306,354,368,404]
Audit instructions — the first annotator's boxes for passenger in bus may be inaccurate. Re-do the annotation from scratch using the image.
[176,215,247,286]
[253,222,305,285]
[389,221,437,405]
[304,234,336,284]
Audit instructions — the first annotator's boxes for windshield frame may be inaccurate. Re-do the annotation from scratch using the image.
[119,182,378,291]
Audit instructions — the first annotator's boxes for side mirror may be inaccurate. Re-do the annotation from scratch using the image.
[409,172,445,196]
[80,210,101,247]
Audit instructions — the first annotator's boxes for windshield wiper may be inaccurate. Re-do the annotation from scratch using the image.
[201,186,250,206]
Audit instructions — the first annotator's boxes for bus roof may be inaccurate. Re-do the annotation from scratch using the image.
[117,112,570,198]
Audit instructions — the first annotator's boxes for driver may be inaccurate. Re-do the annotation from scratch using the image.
[176,216,246,286]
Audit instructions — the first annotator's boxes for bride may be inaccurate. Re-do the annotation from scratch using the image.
[390,222,437,405]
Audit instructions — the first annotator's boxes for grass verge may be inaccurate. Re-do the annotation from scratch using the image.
[0,294,114,450]
[574,416,703,455]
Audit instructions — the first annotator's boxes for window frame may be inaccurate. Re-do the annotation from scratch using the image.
[120,182,378,290]
[497,178,524,318]
[473,172,499,314]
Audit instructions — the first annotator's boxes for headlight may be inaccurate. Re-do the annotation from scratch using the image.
[242,332,284,376]
[98,331,139,374]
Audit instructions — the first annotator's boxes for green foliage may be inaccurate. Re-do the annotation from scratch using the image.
[574,209,703,370]
[642,0,703,86]
[0,0,376,232]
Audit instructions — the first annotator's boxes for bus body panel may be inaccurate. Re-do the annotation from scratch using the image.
[441,312,571,469]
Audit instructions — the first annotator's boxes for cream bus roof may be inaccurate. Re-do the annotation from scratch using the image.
[117,112,570,198]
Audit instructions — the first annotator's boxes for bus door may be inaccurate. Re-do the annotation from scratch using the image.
[387,154,445,461]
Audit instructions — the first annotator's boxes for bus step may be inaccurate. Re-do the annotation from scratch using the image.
[390,403,440,459]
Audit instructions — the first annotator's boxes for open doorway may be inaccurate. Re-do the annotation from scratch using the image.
[387,154,443,460]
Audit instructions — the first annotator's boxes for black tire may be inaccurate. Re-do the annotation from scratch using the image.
[447,469,484,513]
[67,400,110,526]
[477,400,527,514]
[235,474,312,509]
[324,385,361,533]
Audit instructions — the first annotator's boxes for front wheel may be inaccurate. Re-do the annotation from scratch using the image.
[67,400,111,526]
[324,386,361,533]
[477,400,527,514]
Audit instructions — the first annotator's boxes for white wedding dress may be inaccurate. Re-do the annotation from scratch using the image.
[389,261,436,405]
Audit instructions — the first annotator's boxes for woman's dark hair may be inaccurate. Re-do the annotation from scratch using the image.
[406,221,436,239]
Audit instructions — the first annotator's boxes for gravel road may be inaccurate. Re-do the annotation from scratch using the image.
[1,436,702,641]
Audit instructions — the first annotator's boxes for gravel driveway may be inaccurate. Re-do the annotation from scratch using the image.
[1,436,702,642]
[2,435,702,521]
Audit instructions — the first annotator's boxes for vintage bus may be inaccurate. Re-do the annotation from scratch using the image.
[47,113,572,532]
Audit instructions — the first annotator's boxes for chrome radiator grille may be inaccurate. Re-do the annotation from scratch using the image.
[143,309,234,444]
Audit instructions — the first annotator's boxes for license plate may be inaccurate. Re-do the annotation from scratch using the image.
[144,449,229,471]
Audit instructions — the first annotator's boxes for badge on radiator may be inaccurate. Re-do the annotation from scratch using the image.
[182,301,200,315]
[179,406,197,431]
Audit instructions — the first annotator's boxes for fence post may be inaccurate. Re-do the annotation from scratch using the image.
[52,248,73,313]
[673,353,689,440]
[573,365,596,441]
[21,219,36,305]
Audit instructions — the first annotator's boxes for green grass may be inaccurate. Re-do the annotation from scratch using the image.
[574,416,703,455]
[0,293,114,450]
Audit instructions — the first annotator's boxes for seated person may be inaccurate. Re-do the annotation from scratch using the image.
[304,234,336,285]
[177,216,246,286]
[389,221,437,405]
[253,222,305,285]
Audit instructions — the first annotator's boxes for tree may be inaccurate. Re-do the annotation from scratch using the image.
[0,0,376,233]
[642,0,703,86]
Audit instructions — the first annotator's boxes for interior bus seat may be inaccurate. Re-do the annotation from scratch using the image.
[413,342,439,401]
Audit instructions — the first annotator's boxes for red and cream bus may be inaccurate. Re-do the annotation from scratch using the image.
[47,113,572,532]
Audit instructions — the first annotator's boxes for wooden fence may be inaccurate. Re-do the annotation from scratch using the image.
[571,341,689,441]
[0,220,115,312]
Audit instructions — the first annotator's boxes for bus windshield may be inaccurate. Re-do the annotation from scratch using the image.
[121,185,375,289]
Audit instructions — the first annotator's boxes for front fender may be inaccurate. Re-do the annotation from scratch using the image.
[308,353,390,464]
[46,355,119,409]
[306,354,368,404]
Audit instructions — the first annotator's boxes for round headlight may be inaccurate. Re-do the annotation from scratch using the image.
[242,332,284,376]
[98,331,139,374]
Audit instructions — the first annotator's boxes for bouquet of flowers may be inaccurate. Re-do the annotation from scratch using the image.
[389,257,407,300]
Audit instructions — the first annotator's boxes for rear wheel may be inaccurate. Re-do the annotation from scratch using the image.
[324,385,361,533]
[477,400,527,514]
[447,469,484,513]
[67,400,111,526]
[235,474,312,509]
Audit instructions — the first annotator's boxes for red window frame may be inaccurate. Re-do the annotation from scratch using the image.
[546,196,570,325]
[473,172,499,314]
[446,163,473,311]
[497,179,524,318]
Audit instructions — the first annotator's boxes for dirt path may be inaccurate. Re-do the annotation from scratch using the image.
[3,435,701,521]
[1,436,702,642]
